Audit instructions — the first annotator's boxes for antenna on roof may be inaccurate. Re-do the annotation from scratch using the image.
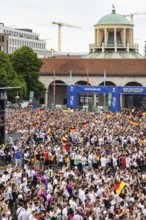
[112,3,116,13]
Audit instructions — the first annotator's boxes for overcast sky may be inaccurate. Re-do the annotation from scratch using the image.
[1,0,146,55]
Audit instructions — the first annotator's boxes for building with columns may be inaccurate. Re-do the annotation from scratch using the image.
[39,7,146,109]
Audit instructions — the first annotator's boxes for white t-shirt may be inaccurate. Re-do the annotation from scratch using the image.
[100,157,107,167]
[16,207,25,220]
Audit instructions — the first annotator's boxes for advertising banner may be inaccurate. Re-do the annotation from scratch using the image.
[29,91,34,103]
[67,86,77,109]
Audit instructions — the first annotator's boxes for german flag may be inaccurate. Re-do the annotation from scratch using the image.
[62,136,67,142]
[130,120,139,126]
[96,153,100,161]
[125,113,131,118]
[65,155,70,163]
[142,111,146,115]
[51,155,55,163]
[47,129,52,134]
[39,108,45,114]
[82,122,89,127]
[19,111,24,116]
[58,171,63,176]
[114,181,126,196]
[62,109,70,113]
[140,138,145,144]
[69,127,78,132]
[105,112,113,118]
[33,122,39,127]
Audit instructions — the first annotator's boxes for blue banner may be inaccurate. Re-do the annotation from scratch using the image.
[77,85,110,93]
[109,87,119,112]
[67,86,77,109]
[67,86,146,112]
[118,87,146,94]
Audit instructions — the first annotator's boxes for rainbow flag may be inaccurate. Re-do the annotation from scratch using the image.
[130,120,139,126]
[69,127,78,132]
[114,181,126,196]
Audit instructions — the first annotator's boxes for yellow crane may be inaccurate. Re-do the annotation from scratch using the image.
[52,21,81,52]
[123,12,146,24]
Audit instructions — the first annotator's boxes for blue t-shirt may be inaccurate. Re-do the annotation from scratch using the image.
[15,151,22,159]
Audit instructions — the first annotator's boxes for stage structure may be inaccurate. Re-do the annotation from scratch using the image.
[67,85,146,112]
[0,87,21,144]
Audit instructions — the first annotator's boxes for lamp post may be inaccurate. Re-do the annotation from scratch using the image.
[15,91,20,106]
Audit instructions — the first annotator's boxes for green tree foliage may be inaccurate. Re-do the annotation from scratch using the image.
[10,46,45,99]
[0,51,27,101]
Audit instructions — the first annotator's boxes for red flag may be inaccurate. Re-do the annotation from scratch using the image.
[122,157,126,168]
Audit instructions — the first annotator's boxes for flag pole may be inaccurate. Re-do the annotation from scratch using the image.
[70,69,73,86]
[104,69,106,112]
[87,69,89,108]
[53,69,56,106]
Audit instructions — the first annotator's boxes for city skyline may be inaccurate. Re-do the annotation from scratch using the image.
[1,0,146,55]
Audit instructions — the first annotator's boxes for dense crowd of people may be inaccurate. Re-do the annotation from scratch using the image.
[0,107,146,220]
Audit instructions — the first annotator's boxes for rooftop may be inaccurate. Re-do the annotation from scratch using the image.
[97,8,132,25]
[40,58,146,76]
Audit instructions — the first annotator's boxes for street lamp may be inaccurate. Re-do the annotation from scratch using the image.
[15,91,20,105]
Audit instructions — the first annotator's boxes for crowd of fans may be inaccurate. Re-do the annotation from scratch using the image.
[0,108,146,220]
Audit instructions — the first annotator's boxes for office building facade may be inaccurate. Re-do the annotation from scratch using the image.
[0,23,49,57]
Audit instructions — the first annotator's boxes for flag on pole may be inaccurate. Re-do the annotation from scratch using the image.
[69,70,73,86]
[53,69,56,104]
[104,69,106,86]
[87,70,89,85]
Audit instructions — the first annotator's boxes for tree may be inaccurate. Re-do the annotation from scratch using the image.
[0,51,27,101]
[10,46,46,99]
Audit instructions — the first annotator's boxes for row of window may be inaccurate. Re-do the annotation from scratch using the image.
[8,46,49,55]
[9,38,45,49]
[3,29,38,40]
[0,35,5,42]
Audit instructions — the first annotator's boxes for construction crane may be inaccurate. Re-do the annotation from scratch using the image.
[123,12,146,24]
[52,21,81,52]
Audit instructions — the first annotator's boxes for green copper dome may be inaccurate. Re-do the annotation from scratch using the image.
[97,9,132,25]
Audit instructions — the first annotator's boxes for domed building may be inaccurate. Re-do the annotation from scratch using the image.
[86,6,143,58]
[39,7,146,109]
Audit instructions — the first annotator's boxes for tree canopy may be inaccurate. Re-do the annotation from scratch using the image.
[10,46,45,99]
[0,51,27,101]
